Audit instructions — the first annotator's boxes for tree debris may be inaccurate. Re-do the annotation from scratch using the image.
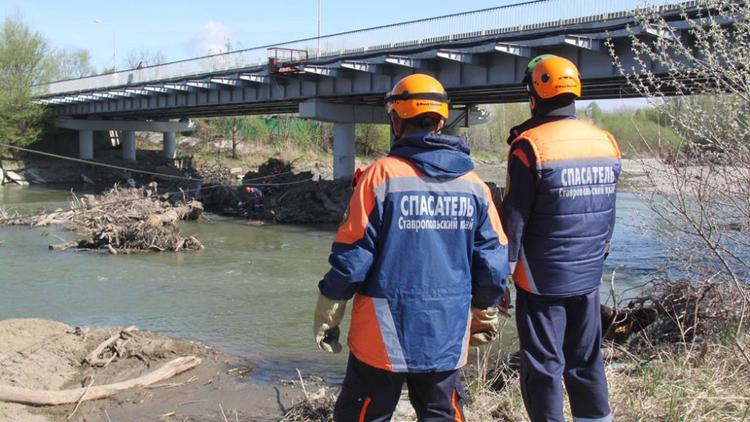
[614,279,750,353]
[1,185,204,253]
[84,326,139,367]
[0,356,201,406]
[199,158,351,224]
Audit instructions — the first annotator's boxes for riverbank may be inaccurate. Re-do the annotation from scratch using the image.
[0,147,702,198]
[0,318,306,422]
[282,279,750,421]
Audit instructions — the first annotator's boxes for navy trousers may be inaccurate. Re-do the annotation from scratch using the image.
[334,354,465,422]
[516,288,612,422]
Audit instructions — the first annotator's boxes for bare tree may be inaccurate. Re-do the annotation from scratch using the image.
[608,0,750,335]
[124,48,166,69]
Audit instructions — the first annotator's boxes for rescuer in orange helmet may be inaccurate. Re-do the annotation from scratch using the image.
[501,55,621,422]
[314,73,510,421]
[384,73,450,138]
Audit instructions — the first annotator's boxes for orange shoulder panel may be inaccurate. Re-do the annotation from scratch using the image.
[334,157,422,245]
[460,171,508,245]
[512,119,620,164]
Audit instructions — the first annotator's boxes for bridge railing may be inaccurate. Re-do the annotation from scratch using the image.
[37,0,689,96]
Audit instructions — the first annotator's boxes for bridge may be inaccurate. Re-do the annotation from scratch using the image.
[35,0,696,179]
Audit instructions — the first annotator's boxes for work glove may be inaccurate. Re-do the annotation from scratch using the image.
[470,306,500,346]
[313,293,347,354]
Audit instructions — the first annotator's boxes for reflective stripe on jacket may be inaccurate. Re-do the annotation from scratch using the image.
[505,118,621,296]
[319,134,509,372]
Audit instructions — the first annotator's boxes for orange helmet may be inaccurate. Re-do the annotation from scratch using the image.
[527,55,581,100]
[385,74,449,120]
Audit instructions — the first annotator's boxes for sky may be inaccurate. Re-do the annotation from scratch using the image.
[1,0,515,70]
[0,0,645,110]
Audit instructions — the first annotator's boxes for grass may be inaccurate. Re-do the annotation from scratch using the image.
[281,336,750,422]
[607,342,750,421]
[462,337,750,421]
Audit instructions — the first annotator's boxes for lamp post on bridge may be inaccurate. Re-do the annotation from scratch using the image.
[317,0,322,57]
[94,19,116,72]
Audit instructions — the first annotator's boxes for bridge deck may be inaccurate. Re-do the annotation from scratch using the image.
[36,0,696,118]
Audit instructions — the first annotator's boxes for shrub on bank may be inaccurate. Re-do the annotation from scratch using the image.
[583,102,682,158]
[462,278,750,421]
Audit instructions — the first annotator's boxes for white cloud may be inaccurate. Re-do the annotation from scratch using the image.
[188,20,233,55]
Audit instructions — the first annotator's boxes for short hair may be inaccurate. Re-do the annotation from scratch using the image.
[402,115,443,132]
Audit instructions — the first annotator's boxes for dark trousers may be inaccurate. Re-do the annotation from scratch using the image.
[334,354,465,422]
[516,288,612,422]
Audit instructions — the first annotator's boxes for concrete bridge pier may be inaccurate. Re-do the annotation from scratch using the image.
[56,119,194,163]
[78,130,94,160]
[121,131,136,162]
[299,100,488,180]
[333,123,356,180]
[163,132,177,159]
[299,100,388,181]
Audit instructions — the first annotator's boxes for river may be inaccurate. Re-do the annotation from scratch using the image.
[0,185,664,382]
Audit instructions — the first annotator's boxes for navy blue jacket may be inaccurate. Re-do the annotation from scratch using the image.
[501,118,621,296]
[319,132,510,372]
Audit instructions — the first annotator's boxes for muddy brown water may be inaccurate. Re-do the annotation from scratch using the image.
[0,185,664,382]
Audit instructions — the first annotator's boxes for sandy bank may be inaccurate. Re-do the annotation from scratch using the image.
[0,319,302,422]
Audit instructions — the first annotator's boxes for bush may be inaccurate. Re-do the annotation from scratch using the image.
[585,107,682,157]
[464,103,530,153]
[356,123,390,156]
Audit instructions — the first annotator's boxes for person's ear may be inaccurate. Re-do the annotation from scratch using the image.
[388,114,401,133]
[529,96,536,112]
[436,119,445,133]
[388,114,401,140]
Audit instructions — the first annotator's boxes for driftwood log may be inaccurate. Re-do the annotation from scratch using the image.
[0,356,201,406]
[84,326,138,367]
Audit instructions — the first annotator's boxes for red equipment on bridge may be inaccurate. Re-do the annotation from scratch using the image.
[267,48,309,75]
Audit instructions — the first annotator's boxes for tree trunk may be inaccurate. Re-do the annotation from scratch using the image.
[231,120,239,159]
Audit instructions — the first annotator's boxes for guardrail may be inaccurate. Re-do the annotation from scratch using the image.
[36,0,688,96]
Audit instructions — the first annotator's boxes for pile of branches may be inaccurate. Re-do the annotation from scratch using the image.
[243,159,350,224]
[200,158,350,224]
[602,278,750,355]
[1,186,204,254]
[267,178,350,224]
[281,393,335,422]
[280,372,335,422]
[197,161,235,185]
[256,158,293,176]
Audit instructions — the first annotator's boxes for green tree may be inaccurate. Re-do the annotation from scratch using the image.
[49,48,95,79]
[585,101,604,125]
[0,16,50,149]
[589,109,681,156]
[356,124,390,155]
[216,117,243,159]
[465,103,529,153]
